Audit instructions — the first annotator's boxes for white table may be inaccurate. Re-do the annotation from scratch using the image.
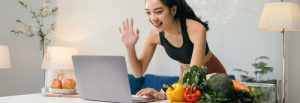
[0,93,168,103]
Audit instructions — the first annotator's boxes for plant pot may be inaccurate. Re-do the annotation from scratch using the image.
[242,82,277,103]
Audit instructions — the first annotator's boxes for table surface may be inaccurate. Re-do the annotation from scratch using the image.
[0,93,168,103]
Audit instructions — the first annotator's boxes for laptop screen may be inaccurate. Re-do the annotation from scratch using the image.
[72,55,132,102]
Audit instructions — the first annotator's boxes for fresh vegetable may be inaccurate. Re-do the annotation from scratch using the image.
[182,66,207,102]
[206,73,235,98]
[181,65,254,102]
[182,65,207,89]
[165,83,185,102]
[235,90,255,103]
[232,80,251,93]
[184,85,201,102]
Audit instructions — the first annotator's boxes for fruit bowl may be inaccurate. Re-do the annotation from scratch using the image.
[48,88,77,95]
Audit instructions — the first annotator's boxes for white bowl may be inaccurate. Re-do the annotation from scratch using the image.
[48,88,77,95]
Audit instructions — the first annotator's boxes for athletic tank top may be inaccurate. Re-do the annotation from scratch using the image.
[159,19,209,64]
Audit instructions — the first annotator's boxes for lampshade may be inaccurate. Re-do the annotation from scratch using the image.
[0,45,11,69]
[258,2,300,31]
[42,46,78,70]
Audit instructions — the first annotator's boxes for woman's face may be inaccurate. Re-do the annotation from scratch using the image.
[145,0,175,32]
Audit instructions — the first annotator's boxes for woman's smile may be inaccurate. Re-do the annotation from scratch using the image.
[153,22,163,28]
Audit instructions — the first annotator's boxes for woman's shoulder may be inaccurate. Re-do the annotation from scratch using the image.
[146,28,160,44]
[185,19,206,32]
[184,19,207,43]
[148,28,159,35]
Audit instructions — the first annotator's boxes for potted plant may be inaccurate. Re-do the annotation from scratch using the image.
[11,0,58,55]
[234,56,277,103]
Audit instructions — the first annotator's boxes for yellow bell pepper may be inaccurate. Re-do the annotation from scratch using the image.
[166,83,185,102]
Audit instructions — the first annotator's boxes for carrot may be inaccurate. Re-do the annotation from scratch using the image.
[232,80,251,93]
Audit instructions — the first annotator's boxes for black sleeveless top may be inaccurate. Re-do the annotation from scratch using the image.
[159,19,209,64]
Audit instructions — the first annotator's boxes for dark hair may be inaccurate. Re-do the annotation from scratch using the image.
[160,0,209,30]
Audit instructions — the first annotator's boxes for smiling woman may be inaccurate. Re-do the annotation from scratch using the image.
[0,0,290,99]
[118,0,227,100]
[50,0,284,101]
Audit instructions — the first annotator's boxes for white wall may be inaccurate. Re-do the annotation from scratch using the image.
[1,0,300,102]
[0,0,45,96]
[54,0,283,78]
[0,1,3,42]
[53,0,180,76]
[287,1,300,102]
[0,0,4,42]
[187,0,283,81]
[286,32,300,103]
[53,0,299,102]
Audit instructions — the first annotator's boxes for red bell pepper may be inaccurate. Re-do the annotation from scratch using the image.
[184,85,201,102]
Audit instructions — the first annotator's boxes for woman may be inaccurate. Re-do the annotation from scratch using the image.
[119,0,227,100]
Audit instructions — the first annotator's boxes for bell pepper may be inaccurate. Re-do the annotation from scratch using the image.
[184,85,201,102]
[165,83,185,102]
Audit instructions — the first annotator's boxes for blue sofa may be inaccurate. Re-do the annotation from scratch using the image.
[128,74,179,94]
[128,74,236,95]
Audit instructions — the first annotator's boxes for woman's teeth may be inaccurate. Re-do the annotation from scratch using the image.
[154,22,162,27]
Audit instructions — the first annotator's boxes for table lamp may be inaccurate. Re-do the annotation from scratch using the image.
[258,1,300,103]
[0,45,11,69]
[41,46,78,94]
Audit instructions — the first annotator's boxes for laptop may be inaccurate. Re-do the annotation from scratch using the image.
[72,55,158,103]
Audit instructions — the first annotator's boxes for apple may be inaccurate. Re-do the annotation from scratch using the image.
[50,79,62,89]
[62,78,76,89]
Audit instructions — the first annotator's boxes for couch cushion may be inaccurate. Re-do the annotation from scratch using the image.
[128,74,144,94]
[227,74,236,80]
[143,74,179,91]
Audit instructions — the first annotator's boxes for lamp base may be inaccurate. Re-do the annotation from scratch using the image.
[278,80,287,103]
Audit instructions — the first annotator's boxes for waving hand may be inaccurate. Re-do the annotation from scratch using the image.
[119,18,140,49]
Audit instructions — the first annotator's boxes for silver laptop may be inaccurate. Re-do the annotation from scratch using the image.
[72,55,158,103]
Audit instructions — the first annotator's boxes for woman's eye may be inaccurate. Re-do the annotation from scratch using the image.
[155,11,162,14]
[145,12,150,15]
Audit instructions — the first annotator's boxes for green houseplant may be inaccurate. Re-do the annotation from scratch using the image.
[252,56,274,82]
[11,0,58,55]
[234,56,276,102]
[234,56,274,82]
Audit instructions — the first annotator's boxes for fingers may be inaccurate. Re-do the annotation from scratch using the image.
[129,18,133,32]
[120,18,133,32]
[122,19,126,31]
[119,18,129,34]
[120,21,125,35]
[118,27,122,34]
[125,18,129,30]
[119,17,138,36]
[136,88,166,100]
[136,88,156,97]
[135,28,140,39]
[136,88,147,96]
[136,28,139,35]
[153,91,166,100]
[136,88,143,96]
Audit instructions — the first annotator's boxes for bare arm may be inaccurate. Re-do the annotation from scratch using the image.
[137,29,158,76]
[126,33,157,77]
[119,18,158,77]
[186,19,207,67]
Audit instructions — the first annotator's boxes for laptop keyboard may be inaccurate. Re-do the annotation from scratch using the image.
[132,96,158,103]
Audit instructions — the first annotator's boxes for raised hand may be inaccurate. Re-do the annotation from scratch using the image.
[119,18,140,49]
